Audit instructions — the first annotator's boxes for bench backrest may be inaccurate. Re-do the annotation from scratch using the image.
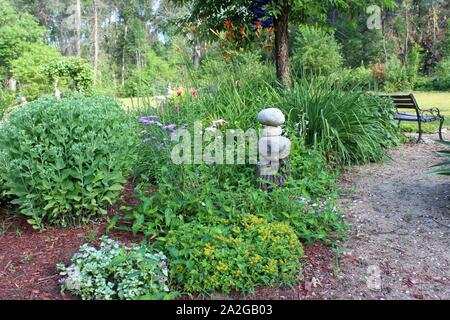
[380,93,420,111]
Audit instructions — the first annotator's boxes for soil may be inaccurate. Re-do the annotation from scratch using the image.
[0,133,449,300]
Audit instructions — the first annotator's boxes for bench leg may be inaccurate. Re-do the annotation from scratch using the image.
[417,121,423,143]
[439,118,444,141]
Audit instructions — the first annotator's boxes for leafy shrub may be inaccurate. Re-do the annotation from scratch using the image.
[292,25,344,76]
[431,141,450,176]
[43,57,94,96]
[11,43,62,100]
[165,214,303,294]
[58,237,172,300]
[0,95,138,229]
[383,57,413,92]
[432,58,450,91]
[338,66,374,91]
[0,88,15,120]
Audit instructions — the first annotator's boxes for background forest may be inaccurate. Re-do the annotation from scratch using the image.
[0,0,449,105]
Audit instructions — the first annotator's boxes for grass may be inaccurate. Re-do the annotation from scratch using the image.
[119,91,450,133]
[119,97,162,111]
[414,91,450,127]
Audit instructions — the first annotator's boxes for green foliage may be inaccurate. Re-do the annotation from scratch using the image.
[120,49,177,97]
[165,214,303,294]
[43,57,94,95]
[432,58,450,91]
[282,78,400,164]
[121,134,345,243]
[292,25,343,76]
[338,65,374,91]
[11,43,62,100]
[57,236,173,300]
[431,141,450,176]
[0,87,15,120]
[0,0,46,77]
[0,95,138,229]
[383,57,414,92]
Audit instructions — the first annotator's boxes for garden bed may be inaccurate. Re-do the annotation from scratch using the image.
[2,134,449,300]
[0,210,337,300]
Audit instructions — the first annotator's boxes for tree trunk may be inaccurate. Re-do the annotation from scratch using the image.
[75,0,81,57]
[7,78,17,92]
[404,3,409,66]
[273,0,291,86]
[193,41,201,69]
[93,0,99,83]
[121,24,128,87]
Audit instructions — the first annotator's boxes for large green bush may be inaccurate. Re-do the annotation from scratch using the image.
[292,25,344,76]
[11,43,62,100]
[165,214,303,294]
[0,95,138,229]
[433,58,450,91]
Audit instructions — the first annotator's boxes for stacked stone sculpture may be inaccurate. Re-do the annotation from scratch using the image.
[257,108,291,190]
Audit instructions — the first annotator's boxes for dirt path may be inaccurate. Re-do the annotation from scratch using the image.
[330,133,450,300]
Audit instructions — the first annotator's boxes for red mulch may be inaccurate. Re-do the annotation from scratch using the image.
[0,182,339,300]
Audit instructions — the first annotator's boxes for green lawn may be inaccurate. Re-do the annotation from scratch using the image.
[119,91,450,131]
[397,91,450,134]
[413,91,450,127]
[119,97,154,110]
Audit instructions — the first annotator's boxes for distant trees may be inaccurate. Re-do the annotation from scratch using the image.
[1,0,450,96]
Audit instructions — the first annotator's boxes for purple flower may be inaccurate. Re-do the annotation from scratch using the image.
[140,119,163,127]
[162,124,177,132]
[140,115,159,121]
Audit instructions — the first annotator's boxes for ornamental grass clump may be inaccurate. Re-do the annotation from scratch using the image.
[431,141,450,176]
[0,95,138,229]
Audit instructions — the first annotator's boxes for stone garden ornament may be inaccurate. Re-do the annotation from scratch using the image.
[257,108,291,190]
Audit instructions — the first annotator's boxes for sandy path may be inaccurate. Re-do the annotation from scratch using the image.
[331,133,450,299]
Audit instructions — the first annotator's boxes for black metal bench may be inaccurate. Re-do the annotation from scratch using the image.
[381,93,445,143]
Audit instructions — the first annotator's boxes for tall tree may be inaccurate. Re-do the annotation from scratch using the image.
[171,0,392,86]
[75,0,82,57]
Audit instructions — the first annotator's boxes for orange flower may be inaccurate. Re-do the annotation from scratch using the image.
[239,27,248,39]
[225,20,233,31]
[176,88,184,97]
[191,88,199,96]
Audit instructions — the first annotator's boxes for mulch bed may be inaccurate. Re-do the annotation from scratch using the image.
[0,181,339,300]
[0,212,337,300]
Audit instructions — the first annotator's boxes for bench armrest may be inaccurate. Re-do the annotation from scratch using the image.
[420,107,443,118]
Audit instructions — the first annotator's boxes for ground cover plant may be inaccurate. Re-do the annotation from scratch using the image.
[58,236,172,300]
[165,214,304,294]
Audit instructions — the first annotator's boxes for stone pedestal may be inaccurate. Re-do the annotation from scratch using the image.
[256,107,291,191]
[256,159,291,191]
